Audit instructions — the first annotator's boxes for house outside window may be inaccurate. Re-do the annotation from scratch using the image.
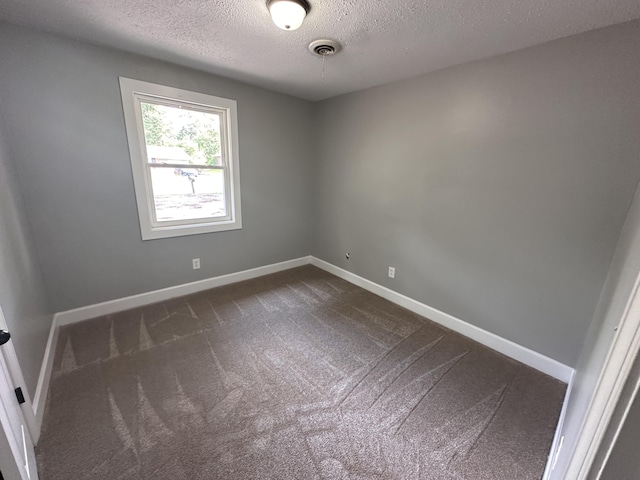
[119,77,241,240]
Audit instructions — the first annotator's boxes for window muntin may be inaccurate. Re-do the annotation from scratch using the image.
[120,78,241,240]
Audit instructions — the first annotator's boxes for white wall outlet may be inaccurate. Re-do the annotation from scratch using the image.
[388,267,395,278]
[192,258,201,270]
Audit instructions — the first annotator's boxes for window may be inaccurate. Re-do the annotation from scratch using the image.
[119,77,241,240]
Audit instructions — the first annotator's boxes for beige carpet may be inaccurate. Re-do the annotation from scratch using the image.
[37,265,566,479]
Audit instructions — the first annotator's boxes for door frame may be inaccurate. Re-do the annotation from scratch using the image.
[0,309,38,443]
[0,337,38,480]
[0,393,27,480]
[564,269,640,478]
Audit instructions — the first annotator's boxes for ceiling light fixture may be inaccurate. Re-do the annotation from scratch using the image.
[266,0,310,31]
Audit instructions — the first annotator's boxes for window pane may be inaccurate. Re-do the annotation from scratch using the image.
[150,167,227,223]
[141,102,223,167]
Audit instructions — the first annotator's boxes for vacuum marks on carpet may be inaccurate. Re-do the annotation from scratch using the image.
[37,266,566,479]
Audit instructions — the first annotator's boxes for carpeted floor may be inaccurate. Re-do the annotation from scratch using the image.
[36,265,566,479]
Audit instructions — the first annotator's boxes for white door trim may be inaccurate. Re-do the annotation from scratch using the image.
[0,337,39,479]
[592,368,640,478]
[564,269,640,478]
[0,376,30,480]
[0,307,39,443]
[0,424,24,480]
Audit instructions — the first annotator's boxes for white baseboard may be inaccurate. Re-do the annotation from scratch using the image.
[310,257,574,383]
[544,369,576,480]
[32,256,310,421]
[32,315,60,427]
[34,254,573,441]
[54,257,311,326]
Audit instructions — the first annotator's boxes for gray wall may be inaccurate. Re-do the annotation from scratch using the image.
[1,17,640,396]
[0,108,52,396]
[0,23,316,312]
[313,20,640,367]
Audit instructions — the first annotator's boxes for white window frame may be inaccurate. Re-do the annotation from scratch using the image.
[119,77,242,240]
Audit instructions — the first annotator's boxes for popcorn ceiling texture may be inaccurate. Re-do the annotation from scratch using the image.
[0,0,638,100]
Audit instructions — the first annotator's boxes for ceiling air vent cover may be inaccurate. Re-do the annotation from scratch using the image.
[309,39,341,57]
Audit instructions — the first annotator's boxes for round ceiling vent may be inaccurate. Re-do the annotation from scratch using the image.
[308,39,341,57]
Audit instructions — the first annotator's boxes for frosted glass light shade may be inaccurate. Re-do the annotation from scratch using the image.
[268,0,308,31]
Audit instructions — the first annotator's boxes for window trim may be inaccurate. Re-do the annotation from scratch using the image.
[119,77,242,240]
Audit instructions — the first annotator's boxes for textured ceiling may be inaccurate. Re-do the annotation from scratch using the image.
[0,0,639,100]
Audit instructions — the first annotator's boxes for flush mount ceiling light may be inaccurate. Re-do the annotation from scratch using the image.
[267,0,310,31]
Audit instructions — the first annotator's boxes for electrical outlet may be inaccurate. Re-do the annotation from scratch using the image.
[192,258,201,270]
[388,267,395,278]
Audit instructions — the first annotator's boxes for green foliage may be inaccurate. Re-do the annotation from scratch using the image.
[141,102,169,146]
[195,128,221,166]
[141,102,221,165]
